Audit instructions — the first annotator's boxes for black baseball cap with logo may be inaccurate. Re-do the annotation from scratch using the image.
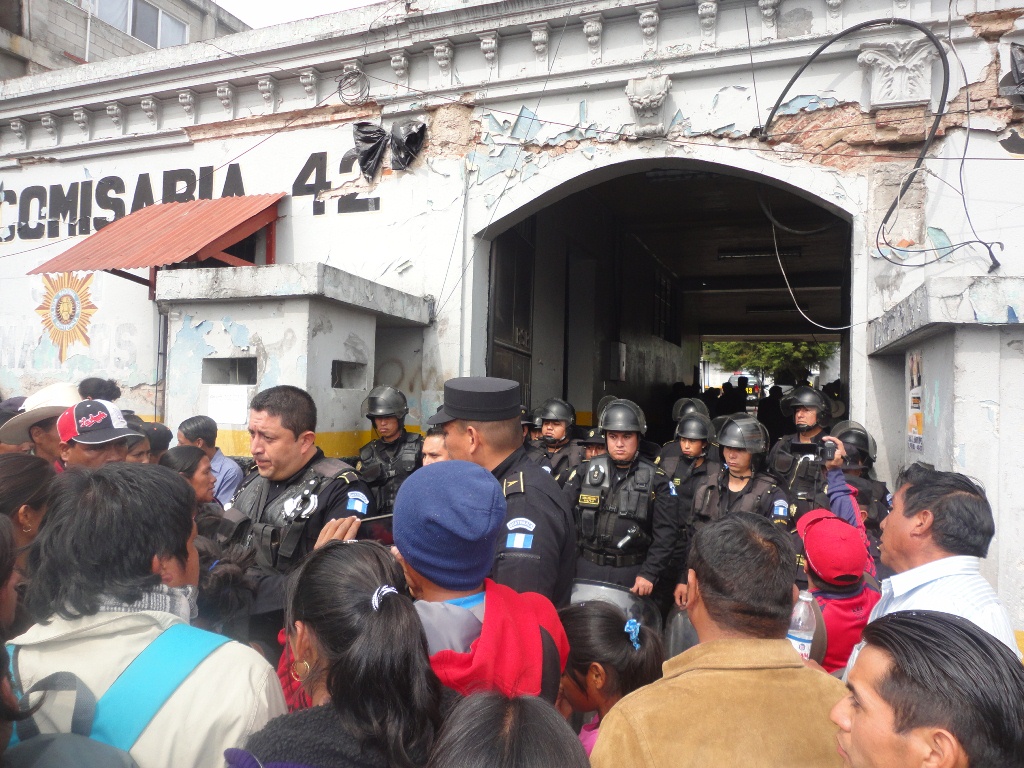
[56,400,138,445]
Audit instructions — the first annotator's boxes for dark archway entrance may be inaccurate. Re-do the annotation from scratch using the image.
[487,164,852,441]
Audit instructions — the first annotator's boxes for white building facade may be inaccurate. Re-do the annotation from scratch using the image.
[1,0,1023,625]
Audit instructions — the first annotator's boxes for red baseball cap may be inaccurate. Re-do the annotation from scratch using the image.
[796,508,868,586]
[57,400,138,445]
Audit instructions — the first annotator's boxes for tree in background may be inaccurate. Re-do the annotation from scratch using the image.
[703,341,840,386]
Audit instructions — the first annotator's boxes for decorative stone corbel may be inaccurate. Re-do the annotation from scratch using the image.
[40,113,60,145]
[105,102,124,134]
[431,39,454,87]
[257,76,277,113]
[72,108,91,138]
[637,5,660,56]
[581,14,603,65]
[825,0,843,33]
[390,52,409,84]
[528,23,549,71]
[858,39,937,109]
[697,0,718,50]
[758,0,781,40]
[479,31,498,71]
[625,74,672,138]
[299,69,319,103]
[216,83,236,118]
[178,90,197,123]
[9,119,26,148]
[140,96,160,128]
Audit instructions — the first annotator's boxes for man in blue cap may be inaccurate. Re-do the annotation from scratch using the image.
[428,377,575,607]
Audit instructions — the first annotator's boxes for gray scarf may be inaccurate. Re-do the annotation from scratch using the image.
[97,583,199,623]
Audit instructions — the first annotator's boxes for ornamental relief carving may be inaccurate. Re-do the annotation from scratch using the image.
[858,39,938,109]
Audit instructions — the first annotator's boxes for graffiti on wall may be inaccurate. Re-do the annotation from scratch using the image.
[35,273,98,362]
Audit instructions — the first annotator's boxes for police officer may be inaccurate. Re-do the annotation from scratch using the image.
[657,410,722,609]
[520,406,551,469]
[766,386,833,517]
[229,385,376,651]
[659,397,712,465]
[578,426,606,461]
[356,386,423,516]
[537,397,585,486]
[696,413,790,527]
[428,377,575,607]
[565,399,678,596]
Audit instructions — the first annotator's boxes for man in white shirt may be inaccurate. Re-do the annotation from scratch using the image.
[870,463,1019,655]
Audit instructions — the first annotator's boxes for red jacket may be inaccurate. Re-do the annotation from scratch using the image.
[430,579,569,700]
[813,581,881,673]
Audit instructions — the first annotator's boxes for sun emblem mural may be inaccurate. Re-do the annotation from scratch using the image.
[35,273,99,363]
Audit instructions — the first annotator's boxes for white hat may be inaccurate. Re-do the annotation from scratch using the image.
[0,382,81,445]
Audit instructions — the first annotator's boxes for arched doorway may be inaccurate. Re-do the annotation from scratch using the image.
[485,160,852,440]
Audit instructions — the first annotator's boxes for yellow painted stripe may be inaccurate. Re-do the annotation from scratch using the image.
[577,411,593,427]
[218,426,423,459]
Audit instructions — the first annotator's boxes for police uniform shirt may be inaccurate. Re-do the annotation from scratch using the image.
[234,448,377,558]
[491,445,576,608]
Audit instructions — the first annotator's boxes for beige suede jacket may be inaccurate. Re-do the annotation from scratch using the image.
[591,638,847,768]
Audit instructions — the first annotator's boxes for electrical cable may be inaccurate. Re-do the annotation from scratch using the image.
[756,187,835,235]
[757,16,1001,271]
[770,224,866,332]
[337,68,371,106]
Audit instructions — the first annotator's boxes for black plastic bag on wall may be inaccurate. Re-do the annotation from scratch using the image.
[353,121,388,180]
[390,119,427,170]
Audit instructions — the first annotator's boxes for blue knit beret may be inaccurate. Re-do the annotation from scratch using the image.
[393,460,507,591]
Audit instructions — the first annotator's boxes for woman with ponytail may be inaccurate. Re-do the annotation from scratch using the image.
[557,601,664,756]
[225,540,447,768]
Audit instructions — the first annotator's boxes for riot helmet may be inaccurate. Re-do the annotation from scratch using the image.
[537,397,576,427]
[595,395,617,423]
[361,386,409,422]
[598,399,647,435]
[674,412,715,443]
[671,397,710,422]
[830,420,877,469]
[779,386,832,430]
[715,414,769,455]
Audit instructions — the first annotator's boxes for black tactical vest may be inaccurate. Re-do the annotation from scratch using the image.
[230,457,359,570]
[693,473,778,525]
[357,432,422,513]
[576,455,654,555]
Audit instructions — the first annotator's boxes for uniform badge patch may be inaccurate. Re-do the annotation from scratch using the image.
[579,494,601,506]
[507,517,537,532]
[773,499,789,519]
[542,466,552,473]
[506,533,534,549]
[346,491,370,515]
[668,484,677,496]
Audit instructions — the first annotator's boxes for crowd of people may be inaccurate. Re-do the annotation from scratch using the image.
[0,374,1020,768]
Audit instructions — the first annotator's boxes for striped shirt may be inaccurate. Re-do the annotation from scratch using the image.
[870,555,1020,656]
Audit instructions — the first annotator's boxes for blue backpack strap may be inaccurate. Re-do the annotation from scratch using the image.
[91,623,229,753]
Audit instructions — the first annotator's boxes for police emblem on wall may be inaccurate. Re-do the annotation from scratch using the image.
[35,272,98,363]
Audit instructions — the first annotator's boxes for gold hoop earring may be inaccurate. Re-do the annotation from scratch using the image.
[289,659,311,683]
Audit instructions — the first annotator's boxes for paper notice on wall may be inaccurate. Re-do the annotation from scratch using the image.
[207,385,250,426]
[907,350,923,452]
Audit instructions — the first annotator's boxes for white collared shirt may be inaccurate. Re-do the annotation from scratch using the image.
[870,555,1020,657]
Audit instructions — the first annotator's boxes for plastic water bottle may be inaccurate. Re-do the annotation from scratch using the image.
[787,591,816,661]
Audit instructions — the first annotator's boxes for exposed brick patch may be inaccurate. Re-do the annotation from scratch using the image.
[965,9,1024,41]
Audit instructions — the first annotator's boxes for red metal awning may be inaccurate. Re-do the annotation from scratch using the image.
[29,193,286,280]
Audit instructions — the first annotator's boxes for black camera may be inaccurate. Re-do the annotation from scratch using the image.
[817,441,837,462]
